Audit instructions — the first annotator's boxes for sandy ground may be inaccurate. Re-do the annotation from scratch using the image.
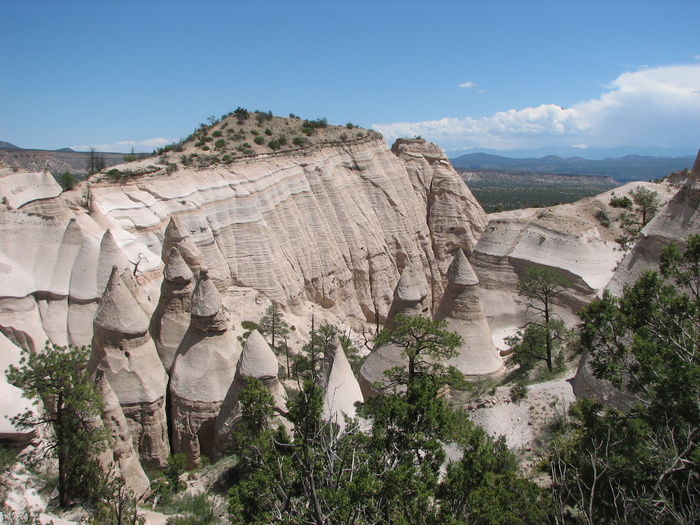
[468,374,576,452]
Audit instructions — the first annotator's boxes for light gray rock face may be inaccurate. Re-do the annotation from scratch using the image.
[607,184,700,296]
[94,371,151,498]
[0,168,69,218]
[319,334,364,428]
[214,330,287,458]
[170,270,241,467]
[434,250,503,377]
[359,262,431,397]
[88,138,485,324]
[392,138,488,307]
[384,262,430,330]
[151,247,194,372]
[574,183,700,406]
[0,332,36,443]
[90,267,170,470]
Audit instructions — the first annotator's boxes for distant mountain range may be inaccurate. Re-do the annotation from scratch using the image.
[449,152,695,182]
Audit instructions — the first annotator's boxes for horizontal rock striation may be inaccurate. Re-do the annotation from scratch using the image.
[90,267,170,469]
[88,137,484,323]
[170,270,241,467]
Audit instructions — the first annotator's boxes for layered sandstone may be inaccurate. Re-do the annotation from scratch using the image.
[574,181,700,404]
[214,330,287,457]
[0,333,36,443]
[90,267,170,469]
[151,247,194,372]
[94,371,151,497]
[170,270,241,467]
[434,249,503,377]
[470,181,677,348]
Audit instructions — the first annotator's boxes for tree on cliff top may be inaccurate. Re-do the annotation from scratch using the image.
[6,343,106,507]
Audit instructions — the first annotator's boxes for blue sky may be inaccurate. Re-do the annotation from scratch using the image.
[2,0,700,157]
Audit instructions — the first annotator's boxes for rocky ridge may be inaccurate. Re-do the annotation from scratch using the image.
[0,126,489,473]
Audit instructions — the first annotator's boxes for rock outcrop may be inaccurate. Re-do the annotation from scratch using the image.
[384,262,430,330]
[90,266,170,470]
[358,263,430,397]
[94,371,151,497]
[0,333,36,443]
[434,249,503,377]
[469,181,678,348]
[0,134,487,474]
[574,181,700,405]
[318,334,364,428]
[151,247,194,372]
[214,330,287,457]
[170,270,241,467]
[606,183,700,296]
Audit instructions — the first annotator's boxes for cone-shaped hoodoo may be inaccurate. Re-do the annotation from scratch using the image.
[214,330,287,458]
[169,269,241,468]
[434,249,503,377]
[90,266,170,469]
[152,247,194,372]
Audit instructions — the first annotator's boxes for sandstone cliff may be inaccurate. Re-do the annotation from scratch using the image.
[470,181,677,349]
[0,130,486,473]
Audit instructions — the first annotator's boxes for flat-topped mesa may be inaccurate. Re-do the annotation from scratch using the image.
[162,216,231,292]
[152,247,195,372]
[319,334,364,429]
[384,262,430,330]
[170,269,242,468]
[214,330,287,458]
[90,266,170,470]
[434,249,503,377]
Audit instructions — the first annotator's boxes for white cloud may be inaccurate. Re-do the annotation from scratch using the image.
[72,137,173,153]
[375,64,700,151]
[459,81,476,88]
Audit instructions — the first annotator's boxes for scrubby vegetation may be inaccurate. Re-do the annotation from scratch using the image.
[151,109,381,170]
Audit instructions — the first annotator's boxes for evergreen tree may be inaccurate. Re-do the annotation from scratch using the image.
[553,235,700,523]
[6,343,107,507]
[258,303,290,350]
[509,266,570,373]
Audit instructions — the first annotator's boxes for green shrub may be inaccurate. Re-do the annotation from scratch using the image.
[250,129,260,135]
[212,130,223,138]
[264,128,273,136]
[339,133,348,141]
[596,209,611,227]
[254,136,265,145]
[233,107,250,122]
[293,136,306,146]
[610,195,633,208]
[268,139,282,150]
[214,139,225,150]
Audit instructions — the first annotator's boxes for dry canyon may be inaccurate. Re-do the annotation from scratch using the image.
[1,112,700,521]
